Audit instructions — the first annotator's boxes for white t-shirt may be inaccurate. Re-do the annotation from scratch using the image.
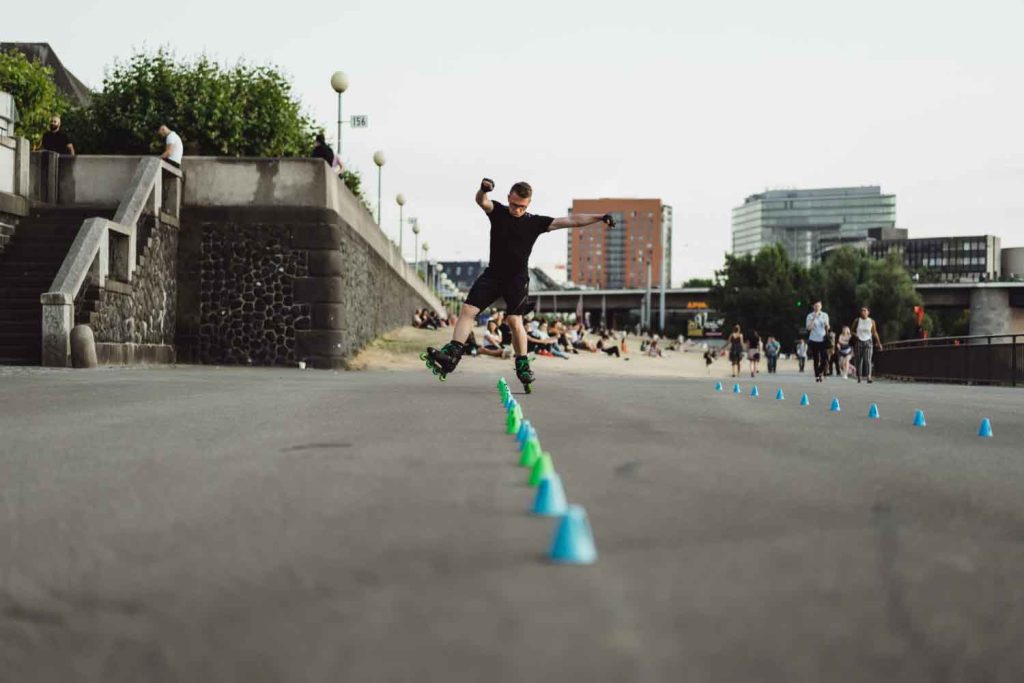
[164,131,183,163]
[806,311,830,342]
[856,317,875,342]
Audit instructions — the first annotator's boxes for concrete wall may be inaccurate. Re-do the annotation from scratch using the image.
[1002,247,1024,281]
[969,287,1024,336]
[176,157,441,368]
[56,155,138,205]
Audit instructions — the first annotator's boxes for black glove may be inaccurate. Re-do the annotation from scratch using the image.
[601,213,616,228]
[480,178,495,193]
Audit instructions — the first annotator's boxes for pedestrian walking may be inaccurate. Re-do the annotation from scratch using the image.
[837,326,854,379]
[728,325,745,378]
[746,330,762,377]
[852,306,883,384]
[158,124,184,168]
[765,335,781,374]
[805,301,831,382]
[826,329,839,377]
[795,338,808,373]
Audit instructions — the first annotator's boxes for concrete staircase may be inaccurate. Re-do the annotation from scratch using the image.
[0,208,113,364]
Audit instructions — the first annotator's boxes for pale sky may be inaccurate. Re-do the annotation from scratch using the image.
[7,0,1024,282]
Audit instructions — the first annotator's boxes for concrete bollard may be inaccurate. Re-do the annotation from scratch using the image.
[70,325,98,369]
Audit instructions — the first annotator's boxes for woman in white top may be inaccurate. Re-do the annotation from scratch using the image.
[851,306,883,384]
[479,319,512,358]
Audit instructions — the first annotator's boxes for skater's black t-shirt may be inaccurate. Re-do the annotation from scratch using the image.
[486,201,554,276]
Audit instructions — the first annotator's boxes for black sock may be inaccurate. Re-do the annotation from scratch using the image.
[515,355,528,362]
[449,340,465,351]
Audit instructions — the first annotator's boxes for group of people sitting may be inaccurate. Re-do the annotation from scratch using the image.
[453,310,625,361]
[412,308,448,331]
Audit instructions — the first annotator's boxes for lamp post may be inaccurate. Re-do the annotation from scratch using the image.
[434,262,444,294]
[645,243,653,331]
[422,242,430,281]
[330,71,349,158]
[373,150,386,226]
[412,223,420,275]
[396,193,406,254]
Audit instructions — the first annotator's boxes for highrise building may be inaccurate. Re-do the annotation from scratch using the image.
[732,186,896,266]
[567,198,672,289]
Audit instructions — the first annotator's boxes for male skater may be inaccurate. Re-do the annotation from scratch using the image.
[423,178,615,389]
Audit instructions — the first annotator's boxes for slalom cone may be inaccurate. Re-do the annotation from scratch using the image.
[733,383,742,394]
[497,377,508,390]
[750,385,760,398]
[800,393,810,406]
[913,409,926,427]
[776,388,785,401]
[516,419,533,444]
[532,473,568,516]
[830,397,841,412]
[520,438,542,468]
[549,505,597,565]
[978,418,993,438]
[507,406,523,435]
[868,403,880,420]
[715,381,723,392]
[528,452,554,487]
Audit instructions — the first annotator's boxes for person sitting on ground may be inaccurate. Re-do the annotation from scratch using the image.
[597,330,622,357]
[412,309,423,328]
[479,319,513,359]
[527,320,558,355]
[647,335,663,358]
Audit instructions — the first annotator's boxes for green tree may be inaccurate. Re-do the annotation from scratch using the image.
[709,244,811,350]
[683,277,714,288]
[0,49,68,146]
[64,49,316,157]
[853,252,922,342]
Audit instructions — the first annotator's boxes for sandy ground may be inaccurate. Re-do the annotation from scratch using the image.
[350,326,804,381]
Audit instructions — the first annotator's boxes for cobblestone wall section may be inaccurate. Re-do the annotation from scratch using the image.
[89,217,177,346]
[196,223,310,365]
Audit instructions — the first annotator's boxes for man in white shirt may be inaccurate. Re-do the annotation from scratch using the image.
[805,300,831,382]
[158,124,184,167]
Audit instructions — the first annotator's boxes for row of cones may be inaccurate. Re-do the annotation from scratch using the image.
[715,381,995,437]
[499,377,597,565]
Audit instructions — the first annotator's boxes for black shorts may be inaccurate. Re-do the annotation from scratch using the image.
[465,269,532,315]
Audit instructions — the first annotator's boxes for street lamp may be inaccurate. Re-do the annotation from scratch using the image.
[396,193,406,254]
[373,150,386,226]
[434,262,444,293]
[330,71,349,158]
[412,222,420,275]
[645,243,653,331]
[422,242,430,280]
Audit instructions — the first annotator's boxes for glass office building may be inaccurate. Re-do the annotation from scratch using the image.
[868,235,1002,282]
[732,186,896,266]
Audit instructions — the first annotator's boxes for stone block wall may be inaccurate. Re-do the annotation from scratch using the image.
[86,215,177,362]
[177,207,432,368]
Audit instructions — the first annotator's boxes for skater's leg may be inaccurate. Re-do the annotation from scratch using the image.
[451,304,480,344]
[507,314,529,357]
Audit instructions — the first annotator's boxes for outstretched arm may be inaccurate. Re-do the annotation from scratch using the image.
[548,213,615,231]
[475,178,495,214]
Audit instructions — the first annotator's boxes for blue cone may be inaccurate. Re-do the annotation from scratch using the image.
[516,419,533,444]
[532,473,568,516]
[978,418,993,438]
[868,403,880,419]
[913,409,926,427]
[776,388,785,401]
[800,393,810,406]
[830,397,841,412]
[751,385,760,398]
[549,505,597,565]
[733,383,741,394]
[715,381,723,392]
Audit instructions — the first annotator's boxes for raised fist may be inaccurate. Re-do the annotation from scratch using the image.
[480,178,495,193]
[601,213,616,228]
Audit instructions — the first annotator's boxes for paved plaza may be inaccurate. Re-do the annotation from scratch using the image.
[2,362,1023,681]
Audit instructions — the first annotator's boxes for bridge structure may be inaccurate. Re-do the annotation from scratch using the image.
[529,282,1024,336]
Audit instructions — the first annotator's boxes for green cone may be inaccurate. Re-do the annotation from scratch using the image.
[528,452,554,487]
[507,408,522,435]
[520,438,542,468]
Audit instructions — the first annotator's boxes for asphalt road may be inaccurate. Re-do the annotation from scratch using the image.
[2,364,1023,682]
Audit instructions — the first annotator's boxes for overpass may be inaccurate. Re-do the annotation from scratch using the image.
[529,282,1024,336]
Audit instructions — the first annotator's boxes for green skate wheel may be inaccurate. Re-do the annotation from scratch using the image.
[523,383,533,394]
[431,367,439,376]
[439,374,447,382]
[419,352,429,361]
